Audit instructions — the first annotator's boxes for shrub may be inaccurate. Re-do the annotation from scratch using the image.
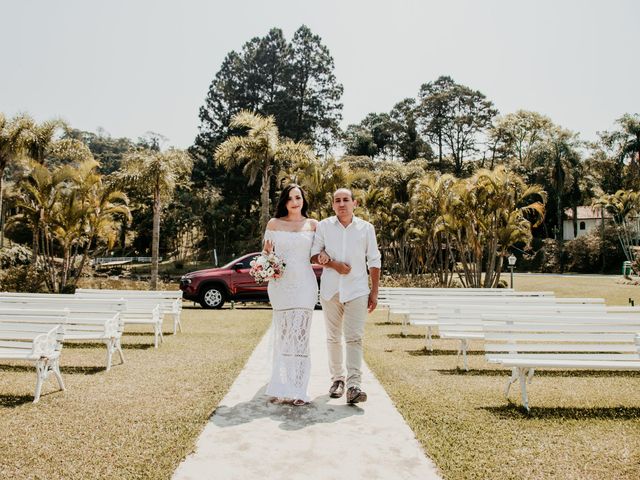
[0,244,32,268]
[381,274,459,288]
[564,227,625,273]
[0,265,46,293]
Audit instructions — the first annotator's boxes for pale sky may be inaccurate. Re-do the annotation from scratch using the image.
[2,0,638,149]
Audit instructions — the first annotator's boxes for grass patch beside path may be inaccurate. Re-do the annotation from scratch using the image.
[0,307,270,479]
[365,276,640,479]
[514,273,640,305]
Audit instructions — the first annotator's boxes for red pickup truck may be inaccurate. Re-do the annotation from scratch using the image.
[179,252,323,309]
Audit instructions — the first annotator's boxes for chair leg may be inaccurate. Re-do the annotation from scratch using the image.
[154,323,163,348]
[462,339,469,371]
[33,359,46,403]
[518,368,530,412]
[504,367,518,398]
[105,339,114,371]
[51,357,65,391]
[426,327,433,352]
[116,338,125,364]
[173,313,182,334]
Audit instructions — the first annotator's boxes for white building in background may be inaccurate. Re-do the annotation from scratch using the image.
[562,206,611,240]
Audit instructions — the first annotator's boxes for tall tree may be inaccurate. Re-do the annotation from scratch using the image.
[287,25,344,145]
[120,148,192,289]
[417,76,456,169]
[530,127,582,270]
[441,84,498,176]
[389,98,432,162]
[418,76,497,175]
[344,113,395,159]
[0,113,33,247]
[215,111,315,231]
[65,128,135,174]
[193,26,343,158]
[487,110,554,170]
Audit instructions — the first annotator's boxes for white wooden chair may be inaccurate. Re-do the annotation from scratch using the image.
[0,296,126,371]
[0,313,67,402]
[397,294,559,337]
[482,313,640,411]
[436,303,611,370]
[75,288,183,334]
[0,293,163,348]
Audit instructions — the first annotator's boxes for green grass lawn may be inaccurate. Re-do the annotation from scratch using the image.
[0,307,271,479]
[365,275,640,479]
[513,273,640,305]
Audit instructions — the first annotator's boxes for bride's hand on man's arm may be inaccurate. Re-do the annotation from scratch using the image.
[317,251,330,264]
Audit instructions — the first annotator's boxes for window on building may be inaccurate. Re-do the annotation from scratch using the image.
[579,221,586,230]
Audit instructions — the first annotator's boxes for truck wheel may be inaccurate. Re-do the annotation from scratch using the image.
[200,286,226,309]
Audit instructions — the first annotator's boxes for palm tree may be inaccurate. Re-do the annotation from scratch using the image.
[63,160,131,289]
[9,158,130,292]
[9,160,61,264]
[409,173,458,284]
[0,113,33,247]
[23,119,91,166]
[215,111,315,231]
[120,148,192,290]
[593,190,640,266]
[473,166,546,287]
[426,167,545,288]
[530,127,581,271]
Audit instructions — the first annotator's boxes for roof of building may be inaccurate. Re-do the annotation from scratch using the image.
[564,206,613,220]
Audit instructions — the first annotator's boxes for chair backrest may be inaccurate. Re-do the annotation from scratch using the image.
[437,304,609,334]
[482,313,640,361]
[0,310,68,357]
[75,288,182,299]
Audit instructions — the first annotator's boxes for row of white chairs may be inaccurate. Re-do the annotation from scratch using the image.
[0,289,183,402]
[379,287,640,411]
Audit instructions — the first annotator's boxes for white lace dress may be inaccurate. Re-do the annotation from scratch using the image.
[264,230,318,402]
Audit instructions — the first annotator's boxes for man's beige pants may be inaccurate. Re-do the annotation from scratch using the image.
[321,293,368,389]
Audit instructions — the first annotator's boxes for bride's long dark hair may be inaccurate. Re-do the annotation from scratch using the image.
[275,184,309,218]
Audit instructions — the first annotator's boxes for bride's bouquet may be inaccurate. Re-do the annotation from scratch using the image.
[249,252,285,284]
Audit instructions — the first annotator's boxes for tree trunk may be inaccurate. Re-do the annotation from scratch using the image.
[120,219,127,253]
[601,207,606,273]
[0,168,4,248]
[438,133,443,170]
[150,184,161,290]
[556,191,564,272]
[260,163,271,232]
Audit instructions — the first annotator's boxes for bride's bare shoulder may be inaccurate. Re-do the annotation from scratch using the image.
[266,218,280,230]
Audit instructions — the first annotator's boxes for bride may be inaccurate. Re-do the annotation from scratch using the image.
[263,184,318,406]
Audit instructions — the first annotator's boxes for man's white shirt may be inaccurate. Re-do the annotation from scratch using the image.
[311,215,381,303]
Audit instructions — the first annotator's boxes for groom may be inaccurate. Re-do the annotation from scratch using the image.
[311,188,381,404]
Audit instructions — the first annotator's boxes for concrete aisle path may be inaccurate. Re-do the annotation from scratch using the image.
[173,311,442,480]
